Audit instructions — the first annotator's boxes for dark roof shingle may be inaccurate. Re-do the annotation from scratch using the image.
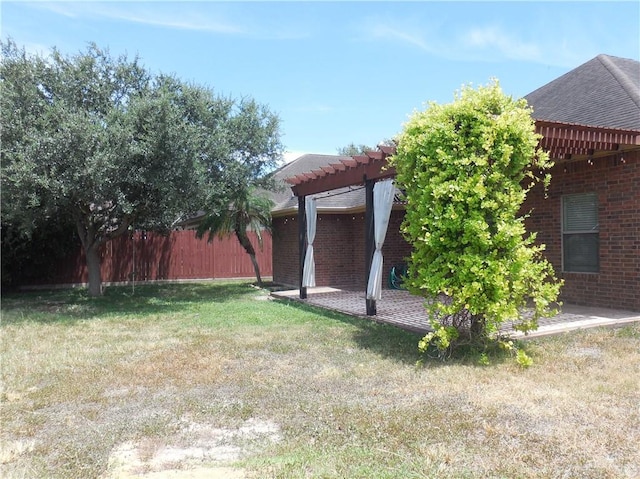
[525,54,640,130]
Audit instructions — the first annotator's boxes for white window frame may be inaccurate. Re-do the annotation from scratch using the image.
[561,192,599,273]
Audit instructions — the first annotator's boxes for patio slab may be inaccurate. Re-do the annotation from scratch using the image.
[271,287,640,338]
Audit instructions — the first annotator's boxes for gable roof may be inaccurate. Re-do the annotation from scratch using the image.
[272,185,367,215]
[525,54,640,130]
[271,154,368,215]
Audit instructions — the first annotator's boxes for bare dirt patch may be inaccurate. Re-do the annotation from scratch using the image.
[104,418,280,479]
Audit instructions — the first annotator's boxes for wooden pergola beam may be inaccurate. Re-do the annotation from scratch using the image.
[291,161,395,197]
[286,122,639,315]
[535,121,640,146]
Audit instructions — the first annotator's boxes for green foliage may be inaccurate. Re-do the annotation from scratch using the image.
[515,348,534,368]
[196,187,274,285]
[1,39,282,295]
[418,327,534,367]
[1,212,79,289]
[336,139,395,156]
[337,143,377,156]
[197,188,273,244]
[418,323,459,360]
[392,80,562,359]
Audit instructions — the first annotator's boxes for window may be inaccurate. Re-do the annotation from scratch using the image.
[562,193,599,272]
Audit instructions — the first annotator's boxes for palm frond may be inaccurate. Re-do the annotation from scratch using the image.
[196,186,273,247]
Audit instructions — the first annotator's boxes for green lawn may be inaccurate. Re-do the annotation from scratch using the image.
[1,281,639,479]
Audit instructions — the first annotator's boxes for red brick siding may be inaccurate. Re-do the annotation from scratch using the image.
[272,213,365,289]
[308,214,362,289]
[523,149,640,311]
[384,209,413,273]
[272,209,411,290]
[272,215,300,287]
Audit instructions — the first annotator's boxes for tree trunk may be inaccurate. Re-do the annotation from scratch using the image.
[85,244,103,297]
[235,228,262,286]
[75,215,104,297]
[469,313,486,339]
[249,253,262,286]
[74,209,133,297]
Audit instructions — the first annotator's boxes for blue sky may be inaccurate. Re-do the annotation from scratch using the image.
[2,1,639,164]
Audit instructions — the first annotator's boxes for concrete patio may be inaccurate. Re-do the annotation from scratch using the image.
[271,287,640,339]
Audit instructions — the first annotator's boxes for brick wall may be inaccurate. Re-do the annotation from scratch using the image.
[524,149,640,311]
[272,215,299,288]
[272,209,411,290]
[384,209,413,276]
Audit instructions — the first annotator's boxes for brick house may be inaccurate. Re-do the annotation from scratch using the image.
[271,154,411,290]
[522,54,639,310]
[272,54,640,311]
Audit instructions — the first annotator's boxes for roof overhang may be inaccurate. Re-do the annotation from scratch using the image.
[271,202,405,218]
[284,123,640,197]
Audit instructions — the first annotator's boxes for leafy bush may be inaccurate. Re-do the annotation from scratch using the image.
[392,80,563,361]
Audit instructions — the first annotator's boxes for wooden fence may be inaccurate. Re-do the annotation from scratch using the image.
[32,230,272,286]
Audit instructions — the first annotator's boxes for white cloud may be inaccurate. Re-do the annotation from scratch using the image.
[364,20,542,62]
[463,26,541,62]
[360,16,584,68]
[369,24,432,53]
[32,2,245,35]
[27,2,311,40]
[107,10,244,34]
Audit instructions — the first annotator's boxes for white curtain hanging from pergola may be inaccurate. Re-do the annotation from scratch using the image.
[366,179,395,301]
[302,196,317,288]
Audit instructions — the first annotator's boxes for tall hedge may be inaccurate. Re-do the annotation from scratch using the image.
[392,80,562,356]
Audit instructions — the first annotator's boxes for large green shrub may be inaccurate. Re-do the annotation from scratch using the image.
[392,80,562,359]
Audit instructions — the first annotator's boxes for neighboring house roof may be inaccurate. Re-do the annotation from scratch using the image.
[270,154,353,206]
[525,54,640,130]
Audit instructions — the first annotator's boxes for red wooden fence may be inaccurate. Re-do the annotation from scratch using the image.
[32,230,272,286]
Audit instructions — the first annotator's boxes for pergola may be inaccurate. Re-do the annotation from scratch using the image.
[285,123,640,316]
[285,145,396,315]
[535,120,640,160]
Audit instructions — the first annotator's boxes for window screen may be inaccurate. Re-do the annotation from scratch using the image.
[562,193,599,272]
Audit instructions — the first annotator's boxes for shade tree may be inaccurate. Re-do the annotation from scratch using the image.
[1,40,282,295]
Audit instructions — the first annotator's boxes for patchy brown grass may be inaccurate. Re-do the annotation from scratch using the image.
[1,282,639,478]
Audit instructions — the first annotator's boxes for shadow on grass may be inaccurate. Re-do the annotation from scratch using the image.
[0,280,259,324]
[3,281,518,367]
[270,297,425,366]
[271,297,521,368]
